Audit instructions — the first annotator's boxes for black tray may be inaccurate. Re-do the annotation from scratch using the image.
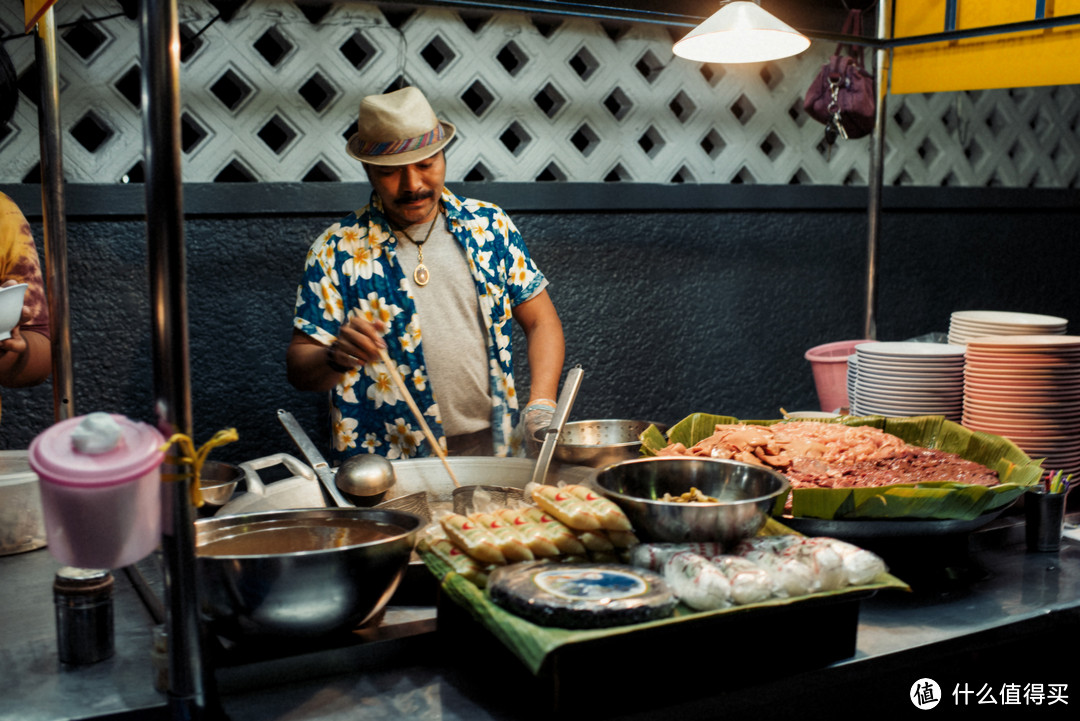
[779,505,1010,539]
[436,585,877,717]
[425,538,908,716]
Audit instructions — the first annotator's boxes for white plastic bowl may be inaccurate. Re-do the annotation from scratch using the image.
[0,283,27,341]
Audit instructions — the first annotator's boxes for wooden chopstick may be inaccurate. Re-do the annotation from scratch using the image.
[377,346,461,488]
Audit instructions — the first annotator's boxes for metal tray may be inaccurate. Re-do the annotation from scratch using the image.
[779,505,1010,539]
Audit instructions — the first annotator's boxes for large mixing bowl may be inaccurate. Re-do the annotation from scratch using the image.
[195,507,421,640]
[591,457,789,545]
[533,419,669,468]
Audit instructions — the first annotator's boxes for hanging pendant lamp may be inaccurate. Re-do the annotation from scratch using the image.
[673,1,811,64]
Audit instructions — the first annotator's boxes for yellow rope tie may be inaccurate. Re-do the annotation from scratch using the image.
[160,427,239,507]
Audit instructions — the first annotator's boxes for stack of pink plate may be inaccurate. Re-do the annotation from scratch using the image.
[962,335,1080,473]
[851,342,966,421]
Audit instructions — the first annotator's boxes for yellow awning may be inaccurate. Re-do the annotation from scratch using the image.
[891,0,1080,93]
[24,0,59,33]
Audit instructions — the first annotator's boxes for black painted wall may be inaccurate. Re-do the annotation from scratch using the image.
[2,199,1078,466]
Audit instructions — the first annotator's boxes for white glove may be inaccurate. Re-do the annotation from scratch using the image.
[520,399,556,456]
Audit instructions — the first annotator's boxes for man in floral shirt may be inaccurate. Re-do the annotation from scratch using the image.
[287,87,565,463]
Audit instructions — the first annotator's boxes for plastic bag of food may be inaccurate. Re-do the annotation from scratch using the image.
[663,551,732,611]
[711,555,774,605]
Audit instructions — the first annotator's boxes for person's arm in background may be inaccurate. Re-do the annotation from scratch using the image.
[0,195,51,388]
[0,294,51,387]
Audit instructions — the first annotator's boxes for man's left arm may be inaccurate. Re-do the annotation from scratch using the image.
[512,288,564,406]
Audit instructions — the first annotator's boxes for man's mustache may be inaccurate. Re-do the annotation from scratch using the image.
[395,190,434,203]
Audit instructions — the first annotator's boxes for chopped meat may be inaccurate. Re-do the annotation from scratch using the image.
[657,422,999,495]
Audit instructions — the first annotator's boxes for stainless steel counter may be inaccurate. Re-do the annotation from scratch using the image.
[2,513,1077,721]
[0,551,162,721]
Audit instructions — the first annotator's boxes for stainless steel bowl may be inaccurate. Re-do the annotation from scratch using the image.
[591,457,789,544]
[534,419,669,468]
[195,507,421,639]
[198,460,243,507]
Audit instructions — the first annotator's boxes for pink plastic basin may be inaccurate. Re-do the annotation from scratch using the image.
[804,339,877,412]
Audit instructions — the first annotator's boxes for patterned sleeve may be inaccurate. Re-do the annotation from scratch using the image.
[292,225,346,348]
[0,194,50,339]
[494,207,547,306]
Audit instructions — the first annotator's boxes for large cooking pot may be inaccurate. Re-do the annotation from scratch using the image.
[276,407,595,515]
[0,450,46,556]
[213,454,595,521]
[195,507,421,640]
[380,456,594,508]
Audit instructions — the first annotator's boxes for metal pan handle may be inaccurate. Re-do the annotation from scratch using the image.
[277,409,351,508]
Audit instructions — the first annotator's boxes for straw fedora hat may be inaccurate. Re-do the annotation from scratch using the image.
[346,86,456,166]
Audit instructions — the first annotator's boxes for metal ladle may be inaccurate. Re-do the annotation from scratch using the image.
[336,453,396,497]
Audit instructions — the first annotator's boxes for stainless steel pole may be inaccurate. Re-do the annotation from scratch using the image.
[33,9,75,420]
[138,1,216,718]
[864,1,890,341]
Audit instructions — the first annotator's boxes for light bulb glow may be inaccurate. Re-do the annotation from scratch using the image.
[673,1,811,64]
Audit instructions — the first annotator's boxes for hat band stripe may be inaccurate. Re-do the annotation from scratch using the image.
[355,125,444,157]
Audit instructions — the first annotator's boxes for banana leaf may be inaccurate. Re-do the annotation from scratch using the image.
[639,414,1043,521]
[420,517,908,676]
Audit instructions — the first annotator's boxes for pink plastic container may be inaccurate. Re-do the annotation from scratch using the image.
[30,413,165,569]
[804,339,876,412]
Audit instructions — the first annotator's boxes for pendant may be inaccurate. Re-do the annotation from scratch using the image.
[413,264,430,286]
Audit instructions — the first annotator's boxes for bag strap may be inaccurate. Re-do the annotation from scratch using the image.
[834,9,866,65]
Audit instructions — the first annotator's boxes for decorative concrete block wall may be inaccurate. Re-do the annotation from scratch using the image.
[2,0,1078,190]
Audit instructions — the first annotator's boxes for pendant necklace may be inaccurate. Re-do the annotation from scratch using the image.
[396,212,438,287]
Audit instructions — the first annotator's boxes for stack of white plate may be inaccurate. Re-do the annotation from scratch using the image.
[948,310,1067,345]
[846,353,858,411]
[850,342,966,420]
[963,335,1080,473]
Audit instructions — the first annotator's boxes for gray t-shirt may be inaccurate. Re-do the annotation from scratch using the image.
[395,214,492,437]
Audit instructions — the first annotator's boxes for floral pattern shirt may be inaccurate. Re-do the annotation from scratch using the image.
[293,187,546,463]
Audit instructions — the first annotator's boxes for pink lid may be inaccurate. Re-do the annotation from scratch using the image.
[29,413,166,488]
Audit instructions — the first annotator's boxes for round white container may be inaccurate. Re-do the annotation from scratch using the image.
[30,414,165,569]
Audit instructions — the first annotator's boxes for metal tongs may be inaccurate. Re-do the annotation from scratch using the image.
[530,365,584,488]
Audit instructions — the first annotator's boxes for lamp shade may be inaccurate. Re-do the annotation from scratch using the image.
[673,1,811,64]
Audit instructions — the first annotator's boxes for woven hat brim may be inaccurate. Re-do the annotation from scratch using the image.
[346,121,456,166]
